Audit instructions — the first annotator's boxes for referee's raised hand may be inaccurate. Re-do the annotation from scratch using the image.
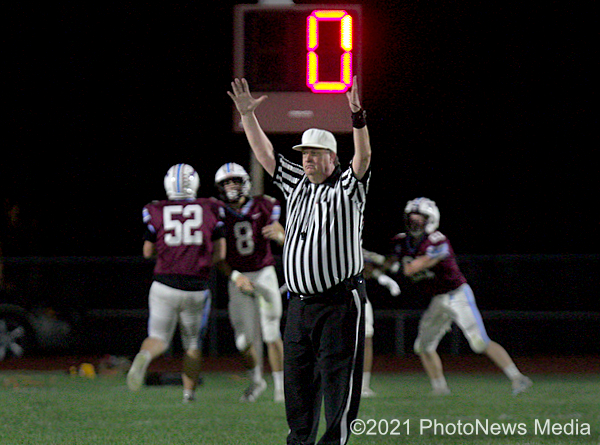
[346,75,362,112]
[228,78,267,116]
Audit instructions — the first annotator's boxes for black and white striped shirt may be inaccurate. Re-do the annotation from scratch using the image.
[273,152,370,295]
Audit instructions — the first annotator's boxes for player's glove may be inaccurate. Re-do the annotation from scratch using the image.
[377,274,401,297]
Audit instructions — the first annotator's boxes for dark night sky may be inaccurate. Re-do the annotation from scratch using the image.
[3,1,596,257]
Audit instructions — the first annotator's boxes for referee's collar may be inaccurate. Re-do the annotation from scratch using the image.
[314,165,342,188]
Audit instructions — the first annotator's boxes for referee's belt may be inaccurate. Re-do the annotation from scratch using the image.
[289,274,364,301]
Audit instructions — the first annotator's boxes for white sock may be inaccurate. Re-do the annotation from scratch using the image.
[431,376,448,391]
[134,350,152,369]
[502,364,522,380]
[273,371,284,392]
[139,350,151,360]
[249,365,262,384]
[362,371,372,389]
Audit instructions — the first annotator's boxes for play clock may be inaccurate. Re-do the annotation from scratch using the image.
[233,4,362,133]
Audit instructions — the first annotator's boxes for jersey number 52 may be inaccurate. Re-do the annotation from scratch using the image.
[163,204,204,246]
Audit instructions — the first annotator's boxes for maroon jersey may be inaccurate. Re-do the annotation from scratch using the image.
[143,198,225,289]
[216,195,281,272]
[391,231,467,298]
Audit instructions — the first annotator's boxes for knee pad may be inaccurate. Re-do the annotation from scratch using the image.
[147,319,175,347]
[261,318,281,344]
[414,312,451,355]
[462,322,490,353]
[413,338,423,355]
[148,331,171,347]
[468,335,489,354]
[235,333,249,352]
[414,336,440,355]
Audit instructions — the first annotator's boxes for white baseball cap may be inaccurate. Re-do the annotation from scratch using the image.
[292,128,337,154]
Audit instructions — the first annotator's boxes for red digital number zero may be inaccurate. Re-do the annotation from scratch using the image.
[307,10,353,93]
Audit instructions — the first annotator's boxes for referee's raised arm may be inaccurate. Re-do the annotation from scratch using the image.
[347,75,371,180]
[229,74,372,445]
[228,78,276,176]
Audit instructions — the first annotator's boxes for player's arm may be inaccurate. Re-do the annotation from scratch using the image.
[261,221,285,246]
[362,249,401,296]
[363,248,401,275]
[403,255,443,277]
[363,249,386,266]
[212,237,226,264]
[228,78,276,176]
[212,237,255,295]
[142,207,158,259]
[346,76,371,180]
[143,240,156,259]
[404,241,450,276]
[212,214,256,294]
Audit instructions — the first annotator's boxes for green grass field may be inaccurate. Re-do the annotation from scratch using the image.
[1,370,598,444]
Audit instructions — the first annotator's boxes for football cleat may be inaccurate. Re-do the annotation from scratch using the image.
[240,378,267,402]
[127,351,151,392]
[164,164,200,200]
[215,163,251,203]
[183,390,195,403]
[274,388,285,403]
[430,387,451,396]
[512,375,533,395]
[361,387,377,398]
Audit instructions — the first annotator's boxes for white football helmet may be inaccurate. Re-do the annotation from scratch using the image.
[164,164,199,200]
[404,197,440,234]
[214,163,251,202]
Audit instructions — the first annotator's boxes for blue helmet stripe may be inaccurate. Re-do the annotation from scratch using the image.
[176,163,183,193]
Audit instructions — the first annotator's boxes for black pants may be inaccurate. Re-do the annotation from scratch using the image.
[284,276,366,445]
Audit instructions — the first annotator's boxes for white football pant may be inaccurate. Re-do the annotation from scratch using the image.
[147,281,211,351]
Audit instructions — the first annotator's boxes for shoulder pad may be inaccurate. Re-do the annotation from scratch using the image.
[427,231,447,243]
[209,196,225,205]
[144,200,159,209]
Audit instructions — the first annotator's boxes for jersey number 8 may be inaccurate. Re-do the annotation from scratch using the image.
[233,221,255,256]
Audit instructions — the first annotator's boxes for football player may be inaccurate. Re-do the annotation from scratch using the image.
[389,197,532,396]
[214,162,285,402]
[361,249,401,397]
[127,164,226,403]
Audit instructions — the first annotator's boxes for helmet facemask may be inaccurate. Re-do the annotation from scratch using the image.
[406,213,428,237]
[217,178,249,203]
[214,163,251,203]
[404,197,440,235]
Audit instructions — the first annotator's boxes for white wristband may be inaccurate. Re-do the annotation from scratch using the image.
[275,231,285,243]
[230,270,242,282]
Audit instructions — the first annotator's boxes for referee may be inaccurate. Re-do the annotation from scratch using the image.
[229,76,371,445]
